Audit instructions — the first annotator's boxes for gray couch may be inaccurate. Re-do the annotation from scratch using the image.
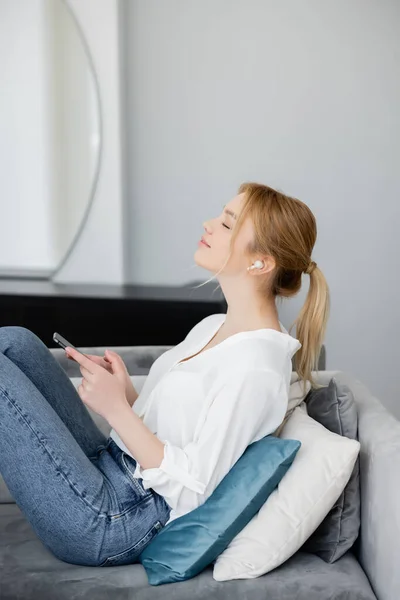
[0,344,399,600]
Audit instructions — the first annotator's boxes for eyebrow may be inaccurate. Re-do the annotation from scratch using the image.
[223,204,237,220]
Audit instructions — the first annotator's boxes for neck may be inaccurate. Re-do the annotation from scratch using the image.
[217,277,280,334]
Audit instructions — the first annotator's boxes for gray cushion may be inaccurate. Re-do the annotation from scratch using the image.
[302,376,361,562]
[0,502,376,600]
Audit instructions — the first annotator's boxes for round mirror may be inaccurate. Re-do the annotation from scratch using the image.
[0,0,101,279]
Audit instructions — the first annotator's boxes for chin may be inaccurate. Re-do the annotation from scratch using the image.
[194,247,214,271]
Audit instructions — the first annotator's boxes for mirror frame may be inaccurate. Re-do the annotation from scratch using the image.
[49,0,103,280]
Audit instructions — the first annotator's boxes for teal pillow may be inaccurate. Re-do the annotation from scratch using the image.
[138,435,301,585]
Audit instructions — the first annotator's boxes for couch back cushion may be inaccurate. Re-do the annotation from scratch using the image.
[301,376,361,562]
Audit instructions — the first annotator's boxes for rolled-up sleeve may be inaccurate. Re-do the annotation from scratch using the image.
[134,368,288,514]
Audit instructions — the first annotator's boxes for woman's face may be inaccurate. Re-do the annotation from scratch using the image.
[194,193,255,277]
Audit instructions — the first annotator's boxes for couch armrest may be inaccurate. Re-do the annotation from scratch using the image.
[330,371,400,600]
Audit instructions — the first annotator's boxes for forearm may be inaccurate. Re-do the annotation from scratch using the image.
[108,402,165,470]
[125,377,139,408]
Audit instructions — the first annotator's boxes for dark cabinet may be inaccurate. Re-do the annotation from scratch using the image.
[0,279,227,348]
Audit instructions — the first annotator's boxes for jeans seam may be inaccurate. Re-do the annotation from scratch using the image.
[107,494,153,520]
[0,385,113,519]
[99,520,162,566]
[121,452,150,498]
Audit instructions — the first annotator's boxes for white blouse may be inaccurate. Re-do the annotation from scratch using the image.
[109,313,302,525]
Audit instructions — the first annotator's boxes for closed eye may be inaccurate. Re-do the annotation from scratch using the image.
[222,223,230,229]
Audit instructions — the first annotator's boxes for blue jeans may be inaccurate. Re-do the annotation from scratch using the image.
[0,326,171,567]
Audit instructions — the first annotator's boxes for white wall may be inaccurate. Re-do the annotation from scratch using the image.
[121,0,400,418]
[0,0,55,272]
[45,0,100,262]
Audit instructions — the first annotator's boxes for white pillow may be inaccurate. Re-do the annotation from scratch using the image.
[213,402,360,581]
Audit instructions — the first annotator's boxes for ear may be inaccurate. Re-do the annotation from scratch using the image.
[263,255,276,274]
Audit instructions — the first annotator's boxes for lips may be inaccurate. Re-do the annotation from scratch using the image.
[201,236,211,247]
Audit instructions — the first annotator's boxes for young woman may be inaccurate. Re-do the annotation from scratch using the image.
[0,182,330,568]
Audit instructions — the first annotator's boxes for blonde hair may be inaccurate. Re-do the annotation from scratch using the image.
[191,182,331,392]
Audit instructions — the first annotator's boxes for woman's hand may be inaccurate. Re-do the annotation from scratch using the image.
[65,346,129,422]
[67,352,113,372]
[67,349,138,407]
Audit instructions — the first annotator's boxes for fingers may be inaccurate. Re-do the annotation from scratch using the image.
[105,350,121,361]
[65,347,95,374]
[79,365,94,381]
[74,353,112,374]
[65,351,112,376]
[86,354,104,365]
[105,350,126,371]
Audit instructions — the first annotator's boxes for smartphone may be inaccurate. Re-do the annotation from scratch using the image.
[53,332,89,360]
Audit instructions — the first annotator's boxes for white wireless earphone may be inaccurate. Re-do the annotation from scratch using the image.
[247,260,264,271]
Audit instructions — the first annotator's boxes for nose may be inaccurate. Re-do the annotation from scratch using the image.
[203,221,211,233]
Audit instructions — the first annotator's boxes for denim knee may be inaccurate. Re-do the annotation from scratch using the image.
[1,326,42,343]
[0,326,46,354]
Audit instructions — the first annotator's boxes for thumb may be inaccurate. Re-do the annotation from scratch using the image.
[105,349,122,366]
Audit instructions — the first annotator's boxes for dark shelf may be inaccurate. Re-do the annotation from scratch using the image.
[0,278,227,348]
